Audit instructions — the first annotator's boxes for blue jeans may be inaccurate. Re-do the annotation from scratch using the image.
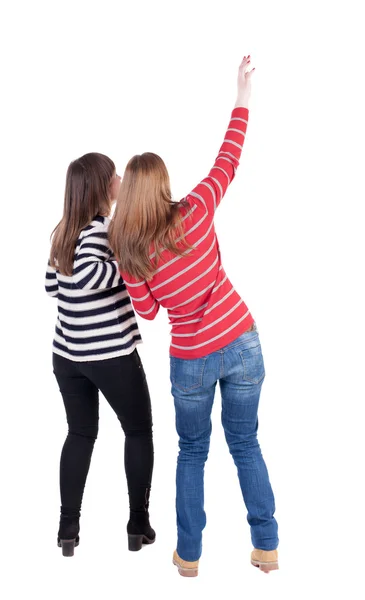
[170,327,278,561]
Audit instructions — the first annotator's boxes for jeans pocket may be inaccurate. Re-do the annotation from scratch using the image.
[170,356,207,392]
[239,343,265,384]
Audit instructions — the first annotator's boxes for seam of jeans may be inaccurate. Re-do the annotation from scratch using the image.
[239,349,265,384]
[170,357,207,392]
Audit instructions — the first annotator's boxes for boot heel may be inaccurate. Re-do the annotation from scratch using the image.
[128,534,144,551]
[60,539,76,557]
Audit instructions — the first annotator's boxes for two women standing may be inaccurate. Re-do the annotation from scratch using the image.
[46,55,278,574]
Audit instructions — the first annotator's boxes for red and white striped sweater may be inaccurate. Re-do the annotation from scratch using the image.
[120,107,254,359]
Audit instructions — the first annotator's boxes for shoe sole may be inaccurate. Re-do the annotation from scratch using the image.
[173,559,198,577]
[251,559,279,573]
[128,534,156,551]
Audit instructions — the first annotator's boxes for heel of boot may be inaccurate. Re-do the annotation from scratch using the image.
[59,539,76,557]
[128,534,144,551]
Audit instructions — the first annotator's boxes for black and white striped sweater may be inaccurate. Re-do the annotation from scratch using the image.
[45,215,142,361]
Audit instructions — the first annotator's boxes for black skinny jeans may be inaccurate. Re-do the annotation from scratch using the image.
[53,349,153,517]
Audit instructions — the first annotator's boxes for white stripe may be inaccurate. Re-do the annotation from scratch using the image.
[154,211,209,274]
[230,117,248,125]
[74,268,103,290]
[168,266,223,311]
[169,281,215,309]
[205,287,235,316]
[220,151,237,161]
[211,166,230,183]
[159,256,219,301]
[58,304,133,326]
[123,278,147,288]
[137,301,158,315]
[57,284,127,299]
[171,286,232,323]
[226,128,246,136]
[209,176,223,200]
[172,317,203,326]
[223,139,242,150]
[57,297,120,312]
[169,303,208,319]
[130,290,152,302]
[201,181,217,210]
[60,316,137,338]
[171,310,251,351]
[153,215,214,278]
[54,330,138,352]
[173,299,243,337]
[189,191,206,209]
[212,274,228,294]
[151,237,216,292]
[218,156,236,167]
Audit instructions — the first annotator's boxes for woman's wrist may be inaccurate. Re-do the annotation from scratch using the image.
[235,95,250,109]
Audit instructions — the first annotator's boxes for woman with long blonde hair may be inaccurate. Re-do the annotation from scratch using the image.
[109,56,279,576]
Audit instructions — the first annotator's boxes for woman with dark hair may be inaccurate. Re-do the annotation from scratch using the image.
[46,152,155,556]
[109,56,279,576]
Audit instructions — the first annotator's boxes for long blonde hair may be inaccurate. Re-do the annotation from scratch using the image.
[109,153,190,281]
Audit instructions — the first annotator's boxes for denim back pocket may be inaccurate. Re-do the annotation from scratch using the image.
[170,356,207,392]
[239,343,265,384]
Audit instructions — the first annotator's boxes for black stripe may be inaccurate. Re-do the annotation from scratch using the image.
[78,243,109,253]
[73,252,99,261]
[58,286,123,304]
[74,264,98,288]
[58,296,132,318]
[56,322,139,345]
[46,271,57,280]
[60,311,136,331]
[93,215,105,224]
[91,262,107,289]
[57,279,125,291]
[106,262,118,288]
[58,280,80,290]
[53,336,141,357]
[83,231,108,240]
[46,285,58,292]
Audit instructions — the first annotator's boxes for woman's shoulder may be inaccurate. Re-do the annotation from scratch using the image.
[80,216,110,239]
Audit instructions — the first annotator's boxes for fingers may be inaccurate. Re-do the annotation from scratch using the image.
[246,67,255,78]
[240,55,251,68]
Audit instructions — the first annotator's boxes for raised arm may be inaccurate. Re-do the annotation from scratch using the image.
[187,55,255,214]
[120,273,160,321]
[72,227,123,290]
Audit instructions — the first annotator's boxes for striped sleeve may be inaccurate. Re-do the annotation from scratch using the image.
[121,273,160,321]
[45,261,59,297]
[73,228,123,290]
[186,107,249,214]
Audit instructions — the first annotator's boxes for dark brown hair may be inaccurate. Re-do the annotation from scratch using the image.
[50,153,115,275]
[109,153,189,281]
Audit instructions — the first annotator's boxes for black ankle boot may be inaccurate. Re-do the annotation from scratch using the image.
[57,509,80,557]
[127,488,155,551]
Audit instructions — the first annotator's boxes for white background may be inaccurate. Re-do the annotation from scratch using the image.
[1,0,364,598]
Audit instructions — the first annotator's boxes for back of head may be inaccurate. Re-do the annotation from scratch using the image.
[109,152,188,281]
[50,152,115,275]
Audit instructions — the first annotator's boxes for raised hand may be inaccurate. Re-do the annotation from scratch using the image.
[236,55,255,108]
